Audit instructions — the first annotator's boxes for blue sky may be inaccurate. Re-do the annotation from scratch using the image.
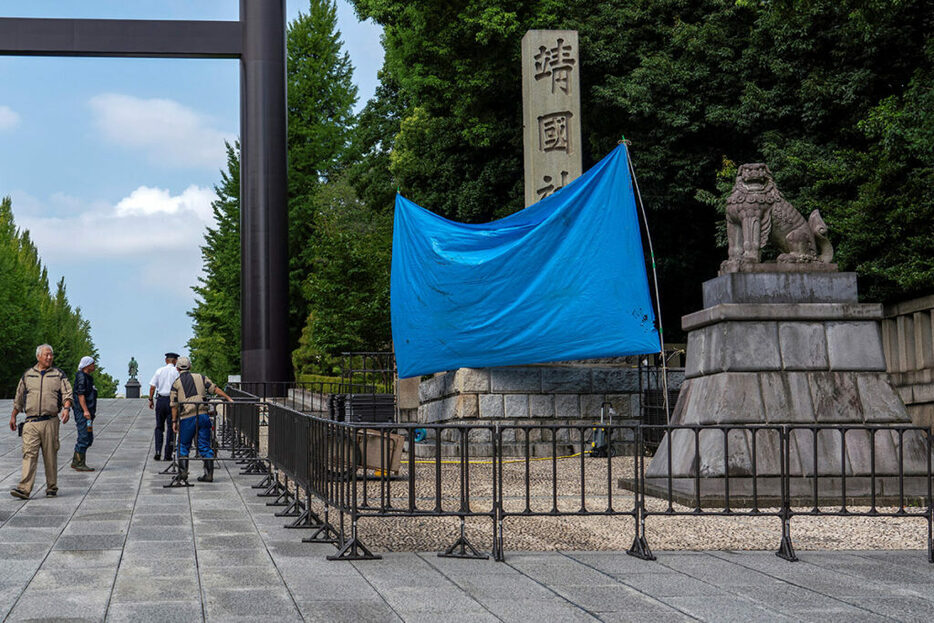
[0,1,382,389]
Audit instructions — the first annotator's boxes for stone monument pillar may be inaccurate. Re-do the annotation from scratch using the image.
[521,30,582,207]
[637,164,929,505]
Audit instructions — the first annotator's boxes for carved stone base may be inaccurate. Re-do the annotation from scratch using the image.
[719,260,838,276]
[639,272,928,506]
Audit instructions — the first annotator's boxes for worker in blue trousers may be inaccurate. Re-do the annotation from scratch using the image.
[169,356,232,483]
[70,356,98,472]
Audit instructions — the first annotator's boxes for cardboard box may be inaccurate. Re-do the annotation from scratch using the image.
[356,428,404,474]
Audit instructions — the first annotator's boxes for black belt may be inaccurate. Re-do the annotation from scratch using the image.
[156,395,170,399]
[25,415,54,422]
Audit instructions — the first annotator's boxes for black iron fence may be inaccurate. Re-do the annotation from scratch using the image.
[226,388,261,454]
[231,381,376,402]
[340,351,395,393]
[214,395,934,564]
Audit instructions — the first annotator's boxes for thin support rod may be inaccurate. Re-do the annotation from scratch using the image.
[625,144,670,423]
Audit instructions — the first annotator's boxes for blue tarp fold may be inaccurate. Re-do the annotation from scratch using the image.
[391,144,659,378]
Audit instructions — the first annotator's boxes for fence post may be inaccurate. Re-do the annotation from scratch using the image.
[776,425,798,562]
[928,430,933,563]
[492,423,505,562]
[627,423,655,560]
[327,423,380,561]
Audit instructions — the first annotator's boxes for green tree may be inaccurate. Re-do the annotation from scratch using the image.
[0,197,41,393]
[188,142,242,383]
[287,0,359,353]
[349,0,934,338]
[190,1,360,379]
[292,175,392,375]
[37,278,118,397]
[350,0,545,223]
[693,0,933,302]
[0,197,117,397]
[818,42,934,301]
[345,76,406,216]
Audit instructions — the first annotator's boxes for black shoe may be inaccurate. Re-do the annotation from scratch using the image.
[10,489,28,500]
[154,453,161,461]
[46,489,57,497]
[197,459,214,482]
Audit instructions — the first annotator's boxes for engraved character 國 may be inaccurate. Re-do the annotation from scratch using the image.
[538,111,572,153]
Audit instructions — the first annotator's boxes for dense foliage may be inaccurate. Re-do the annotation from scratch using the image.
[189,0,361,379]
[347,0,934,336]
[291,175,393,373]
[193,0,934,376]
[287,0,359,353]
[0,197,118,397]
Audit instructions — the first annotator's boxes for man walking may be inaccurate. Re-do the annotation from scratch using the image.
[170,356,232,483]
[71,356,98,472]
[148,352,179,460]
[8,344,73,499]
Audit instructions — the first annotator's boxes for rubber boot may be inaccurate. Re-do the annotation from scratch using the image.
[197,460,214,482]
[178,459,189,482]
[73,453,94,472]
[71,452,80,469]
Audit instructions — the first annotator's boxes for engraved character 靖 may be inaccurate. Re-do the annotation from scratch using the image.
[534,38,575,94]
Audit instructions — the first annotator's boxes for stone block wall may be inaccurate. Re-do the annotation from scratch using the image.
[882,294,934,428]
[416,365,684,426]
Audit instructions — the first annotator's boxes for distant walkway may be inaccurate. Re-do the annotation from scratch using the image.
[0,399,932,621]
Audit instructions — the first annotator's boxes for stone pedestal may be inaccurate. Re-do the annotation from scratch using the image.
[633,271,930,506]
[416,363,683,458]
[125,379,141,399]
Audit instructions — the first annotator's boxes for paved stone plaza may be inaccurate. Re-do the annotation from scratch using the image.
[0,399,933,621]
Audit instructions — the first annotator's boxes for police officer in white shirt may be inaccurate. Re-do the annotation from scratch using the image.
[148,352,180,460]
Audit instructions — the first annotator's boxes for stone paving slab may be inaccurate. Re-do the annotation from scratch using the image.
[0,399,933,621]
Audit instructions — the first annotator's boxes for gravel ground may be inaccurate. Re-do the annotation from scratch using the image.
[250,422,930,555]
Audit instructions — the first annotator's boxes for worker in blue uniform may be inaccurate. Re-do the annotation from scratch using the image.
[169,356,232,483]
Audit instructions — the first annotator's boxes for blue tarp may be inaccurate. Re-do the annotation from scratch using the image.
[391,144,660,378]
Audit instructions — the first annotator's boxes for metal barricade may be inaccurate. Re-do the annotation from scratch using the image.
[247,391,934,565]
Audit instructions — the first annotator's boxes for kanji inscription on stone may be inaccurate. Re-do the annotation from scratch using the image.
[538,111,572,152]
[522,30,581,207]
[533,38,576,94]
[536,170,570,200]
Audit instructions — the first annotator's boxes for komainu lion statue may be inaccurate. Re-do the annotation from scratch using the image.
[722,163,833,271]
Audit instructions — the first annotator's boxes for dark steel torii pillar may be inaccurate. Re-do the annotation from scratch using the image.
[240,0,290,386]
[0,1,290,386]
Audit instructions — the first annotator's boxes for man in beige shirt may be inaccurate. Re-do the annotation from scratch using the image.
[8,344,73,499]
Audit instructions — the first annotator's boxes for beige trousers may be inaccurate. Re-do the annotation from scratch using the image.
[18,418,60,494]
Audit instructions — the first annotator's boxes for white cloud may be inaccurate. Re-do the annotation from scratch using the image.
[18,185,218,297]
[115,185,216,222]
[88,93,234,169]
[0,105,20,131]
